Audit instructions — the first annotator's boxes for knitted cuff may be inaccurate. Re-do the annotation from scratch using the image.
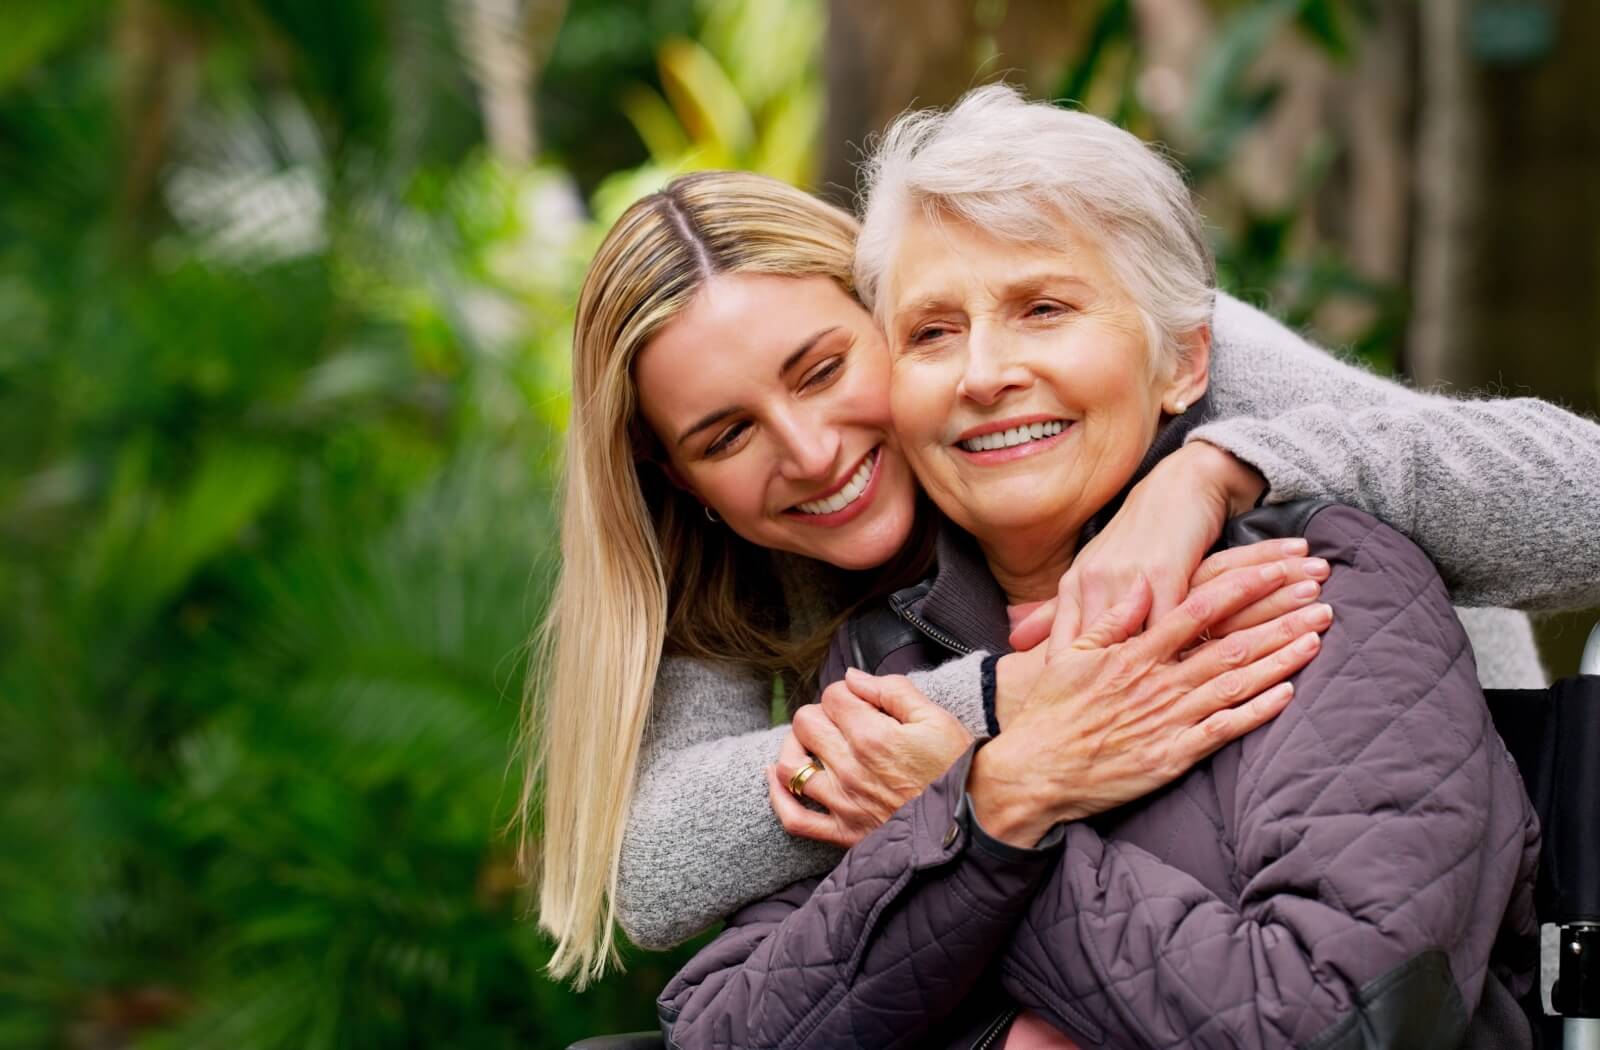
[980,653,1002,738]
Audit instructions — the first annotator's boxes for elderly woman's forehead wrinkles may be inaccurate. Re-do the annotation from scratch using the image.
[998,273,1097,302]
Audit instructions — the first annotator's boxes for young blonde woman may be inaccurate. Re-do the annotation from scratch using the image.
[527,168,1600,989]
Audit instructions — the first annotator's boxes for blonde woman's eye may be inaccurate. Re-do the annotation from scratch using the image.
[706,421,749,456]
[801,357,843,389]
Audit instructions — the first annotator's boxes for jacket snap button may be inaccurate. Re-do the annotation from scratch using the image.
[943,822,959,848]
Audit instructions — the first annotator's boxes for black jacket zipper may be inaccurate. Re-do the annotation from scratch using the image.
[969,1005,1018,1050]
[888,592,974,657]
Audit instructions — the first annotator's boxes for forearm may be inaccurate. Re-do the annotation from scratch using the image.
[620,657,839,948]
[965,731,1065,847]
[1205,293,1600,610]
[659,746,1060,1049]
[622,653,991,946]
[998,826,1470,1050]
[620,726,842,948]
[906,651,989,736]
[1192,397,1600,608]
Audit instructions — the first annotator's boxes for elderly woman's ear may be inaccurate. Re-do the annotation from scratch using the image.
[1164,323,1212,415]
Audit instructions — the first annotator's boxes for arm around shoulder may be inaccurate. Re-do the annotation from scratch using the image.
[1199,293,1600,609]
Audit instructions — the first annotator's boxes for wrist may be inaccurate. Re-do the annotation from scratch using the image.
[993,650,1040,731]
[1186,439,1266,517]
[966,734,1061,846]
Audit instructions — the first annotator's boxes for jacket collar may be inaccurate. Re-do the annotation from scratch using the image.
[903,392,1215,655]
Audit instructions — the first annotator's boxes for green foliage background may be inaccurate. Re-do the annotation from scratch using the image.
[0,0,1383,1045]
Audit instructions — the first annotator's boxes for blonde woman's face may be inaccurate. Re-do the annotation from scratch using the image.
[635,273,918,570]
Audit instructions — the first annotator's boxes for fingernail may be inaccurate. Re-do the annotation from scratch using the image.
[1295,631,1322,654]
[1291,580,1319,599]
[1279,539,1309,556]
[1302,558,1330,578]
[1310,602,1333,625]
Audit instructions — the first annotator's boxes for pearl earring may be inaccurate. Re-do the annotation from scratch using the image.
[1172,399,1188,415]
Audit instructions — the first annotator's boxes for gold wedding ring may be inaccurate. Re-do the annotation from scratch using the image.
[788,757,824,799]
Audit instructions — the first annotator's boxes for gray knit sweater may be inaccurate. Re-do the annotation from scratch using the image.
[616,291,1600,950]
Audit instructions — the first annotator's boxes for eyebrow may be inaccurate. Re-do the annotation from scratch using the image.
[892,273,1092,325]
[675,326,840,448]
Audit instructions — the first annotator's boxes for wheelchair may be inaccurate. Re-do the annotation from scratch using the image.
[571,625,1600,1050]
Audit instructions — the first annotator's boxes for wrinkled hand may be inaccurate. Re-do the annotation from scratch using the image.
[768,672,973,848]
[970,556,1332,846]
[999,539,1332,727]
[1007,440,1268,652]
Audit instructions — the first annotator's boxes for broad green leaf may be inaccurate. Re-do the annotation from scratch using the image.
[619,84,693,164]
[657,36,754,162]
[750,83,822,185]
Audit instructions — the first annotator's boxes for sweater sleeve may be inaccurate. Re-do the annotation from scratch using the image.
[1196,291,1600,610]
[619,650,990,949]
[617,657,841,949]
[994,506,1540,1049]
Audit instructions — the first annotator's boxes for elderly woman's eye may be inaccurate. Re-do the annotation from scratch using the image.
[910,324,950,344]
[1026,301,1066,318]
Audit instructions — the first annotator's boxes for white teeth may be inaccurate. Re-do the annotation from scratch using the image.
[795,450,877,516]
[959,420,1066,453]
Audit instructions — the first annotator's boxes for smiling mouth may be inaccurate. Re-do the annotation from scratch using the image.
[957,420,1068,453]
[792,448,879,516]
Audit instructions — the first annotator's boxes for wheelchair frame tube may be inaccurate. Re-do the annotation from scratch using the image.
[1567,1016,1600,1050]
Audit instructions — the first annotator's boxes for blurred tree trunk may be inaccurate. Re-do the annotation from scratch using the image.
[454,0,568,165]
[1410,0,1600,416]
[1411,0,1600,675]
[820,0,1088,204]
[114,0,197,250]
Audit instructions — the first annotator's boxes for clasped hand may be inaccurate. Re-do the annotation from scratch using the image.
[770,541,1333,849]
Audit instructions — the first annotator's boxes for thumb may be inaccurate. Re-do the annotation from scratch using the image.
[845,668,927,724]
[1058,575,1152,655]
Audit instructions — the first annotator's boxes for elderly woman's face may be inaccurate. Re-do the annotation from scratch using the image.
[883,212,1190,559]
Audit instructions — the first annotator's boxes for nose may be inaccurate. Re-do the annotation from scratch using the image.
[956,322,1031,405]
[771,405,840,482]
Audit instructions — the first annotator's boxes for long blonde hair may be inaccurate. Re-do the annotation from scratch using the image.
[523,170,920,987]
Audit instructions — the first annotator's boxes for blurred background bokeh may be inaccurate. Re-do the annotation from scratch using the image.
[2,0,1597,1045]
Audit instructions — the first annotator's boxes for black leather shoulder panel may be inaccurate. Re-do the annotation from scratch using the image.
[1303,950,1468,1050]
[1221,498,1336,549]
[849,601,930,674]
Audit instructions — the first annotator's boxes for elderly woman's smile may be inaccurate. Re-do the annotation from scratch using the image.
[883,209,1207,602]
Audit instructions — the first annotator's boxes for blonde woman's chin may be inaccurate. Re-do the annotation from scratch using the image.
[772,443,920,571]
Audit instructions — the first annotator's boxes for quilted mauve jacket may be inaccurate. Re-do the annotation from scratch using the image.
[657,502,1540,1050]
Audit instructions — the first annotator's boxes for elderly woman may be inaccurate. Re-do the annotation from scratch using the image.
[656,87,1540,1049]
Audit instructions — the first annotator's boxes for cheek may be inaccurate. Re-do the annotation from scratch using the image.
[889,360,954,440]
[677,459,759,519]
[842,373,893,428]
[839,346,894,426]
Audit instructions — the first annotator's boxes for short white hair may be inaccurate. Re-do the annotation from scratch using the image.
[854,84,1215,368]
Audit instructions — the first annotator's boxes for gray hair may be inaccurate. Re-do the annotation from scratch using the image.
[854,84,1216,368]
